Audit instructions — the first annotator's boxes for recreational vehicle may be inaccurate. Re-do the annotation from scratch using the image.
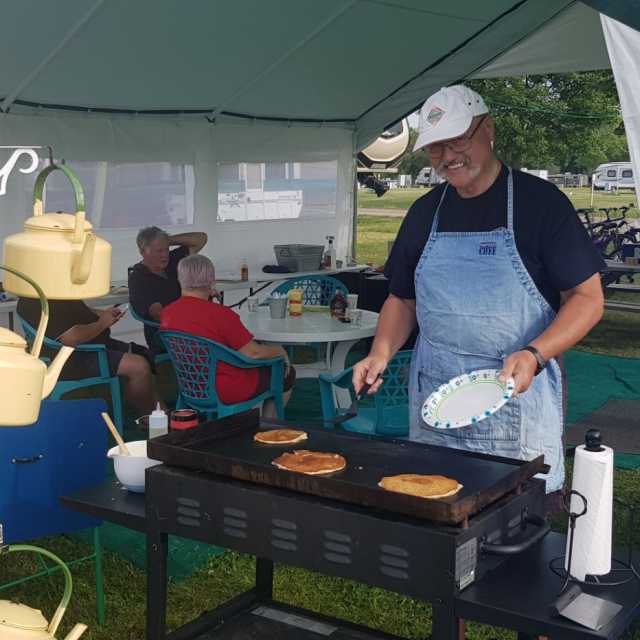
[592,162,635,190]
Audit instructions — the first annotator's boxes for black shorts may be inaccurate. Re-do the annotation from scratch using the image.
[256,364,296,395]
[59,339,152,380]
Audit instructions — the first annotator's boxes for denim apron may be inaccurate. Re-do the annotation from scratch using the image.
[408,168,564,492]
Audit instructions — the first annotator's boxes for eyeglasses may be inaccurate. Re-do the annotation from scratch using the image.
[426,115,487,158]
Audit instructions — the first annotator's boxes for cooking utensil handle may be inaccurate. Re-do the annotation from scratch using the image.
[357,381,372,400]
[357,373,381,399]
[479,514,550,555]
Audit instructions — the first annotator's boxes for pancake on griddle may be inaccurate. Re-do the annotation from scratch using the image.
[272,450,346,475]
[378,474,462,499]
[254,429,308,445]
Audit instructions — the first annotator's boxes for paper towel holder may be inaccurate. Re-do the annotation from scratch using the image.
[549,430,640,591]
[585,428,604,452]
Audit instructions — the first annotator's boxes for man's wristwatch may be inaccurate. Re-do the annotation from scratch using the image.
[521,345,547,376]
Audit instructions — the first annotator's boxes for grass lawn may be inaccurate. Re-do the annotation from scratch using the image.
[359,186,638,213]
[3,204,640,640]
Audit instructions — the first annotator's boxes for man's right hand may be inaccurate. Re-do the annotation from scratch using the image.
[352,355,388,396]
[98,307,123,329]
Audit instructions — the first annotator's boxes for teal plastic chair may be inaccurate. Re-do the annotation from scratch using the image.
[18,315,124,434]
[129,305,170,367]
[159,330,285,419]
[271,275,348,306]
[319,350,412,437]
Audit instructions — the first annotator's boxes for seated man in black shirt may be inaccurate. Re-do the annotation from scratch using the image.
[128,226,207,349]
[17,298,159,415]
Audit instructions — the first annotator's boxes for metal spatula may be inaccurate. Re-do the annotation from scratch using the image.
[328,379,377,425]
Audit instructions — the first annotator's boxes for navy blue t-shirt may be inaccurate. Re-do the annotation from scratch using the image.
[385,164,604,311]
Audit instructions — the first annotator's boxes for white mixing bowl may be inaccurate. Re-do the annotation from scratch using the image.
[107,440,161,493]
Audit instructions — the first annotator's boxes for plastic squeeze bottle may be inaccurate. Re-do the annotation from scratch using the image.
[148,403,168,438]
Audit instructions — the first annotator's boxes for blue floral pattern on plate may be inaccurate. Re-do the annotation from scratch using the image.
[421,368,515,429]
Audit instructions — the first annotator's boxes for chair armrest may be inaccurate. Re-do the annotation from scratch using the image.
[74,342,108,352]
[224,351,285,370]
[319,366,354,389]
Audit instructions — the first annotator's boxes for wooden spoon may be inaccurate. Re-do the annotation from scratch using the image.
[101,412,131,456]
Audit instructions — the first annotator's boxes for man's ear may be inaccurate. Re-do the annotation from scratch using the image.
[484,115,495,139]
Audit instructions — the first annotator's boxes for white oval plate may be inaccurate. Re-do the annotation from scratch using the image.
[421,369,515,429]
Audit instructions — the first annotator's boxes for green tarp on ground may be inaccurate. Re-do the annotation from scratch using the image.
[565,350,640,469]
[565,350,640,425]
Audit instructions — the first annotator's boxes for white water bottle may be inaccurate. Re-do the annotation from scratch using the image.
[148,403,168,438]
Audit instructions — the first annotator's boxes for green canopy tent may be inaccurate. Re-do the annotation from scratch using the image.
[0,0,637,276]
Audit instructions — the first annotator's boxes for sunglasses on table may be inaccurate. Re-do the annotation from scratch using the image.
[426,114,487,158]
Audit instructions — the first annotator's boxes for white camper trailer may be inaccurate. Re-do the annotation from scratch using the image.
[592,162,635,190]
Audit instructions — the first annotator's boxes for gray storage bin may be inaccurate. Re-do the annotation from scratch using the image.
[274,244,324,272]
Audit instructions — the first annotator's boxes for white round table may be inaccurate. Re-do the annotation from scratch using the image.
[238,307,379,408]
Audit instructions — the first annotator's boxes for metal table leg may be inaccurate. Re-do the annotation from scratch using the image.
[255,557,274,599]
[431,600,462,640]
[146,529,168,640]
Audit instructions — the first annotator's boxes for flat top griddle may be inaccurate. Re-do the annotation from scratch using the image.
[147,410,546,525]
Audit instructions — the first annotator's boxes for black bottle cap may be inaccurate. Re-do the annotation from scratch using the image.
[585,429,604,452]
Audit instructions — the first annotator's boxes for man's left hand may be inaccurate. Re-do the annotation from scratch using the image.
[499,350,538,394]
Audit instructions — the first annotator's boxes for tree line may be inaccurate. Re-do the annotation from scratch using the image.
[398,71,629,179]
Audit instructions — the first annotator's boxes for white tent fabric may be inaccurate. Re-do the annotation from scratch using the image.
[474,3,610,78]
[0,113,355,279]
[601,15,640,199]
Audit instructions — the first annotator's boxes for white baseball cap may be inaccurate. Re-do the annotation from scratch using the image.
[413,85,488,151]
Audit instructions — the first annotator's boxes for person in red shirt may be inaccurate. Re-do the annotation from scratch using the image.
[160,255,295,416]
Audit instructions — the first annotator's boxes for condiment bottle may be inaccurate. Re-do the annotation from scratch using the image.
[240,258,249,281]
[323,235,336,269]
[288,288,303,316]
[330,289,347,319]
[148,403,168,438]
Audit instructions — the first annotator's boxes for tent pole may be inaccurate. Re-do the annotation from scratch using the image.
[351,160,358,263]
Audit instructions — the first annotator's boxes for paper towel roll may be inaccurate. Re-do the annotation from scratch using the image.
[565,443,614,581]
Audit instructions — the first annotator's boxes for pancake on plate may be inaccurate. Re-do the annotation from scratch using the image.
[378,474,463,499]
[254,429,308,445]
[272,450,346,475]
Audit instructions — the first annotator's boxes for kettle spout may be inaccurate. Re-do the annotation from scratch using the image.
[64,623,88,640]
[42,346,74,398]
[71,232,96,284]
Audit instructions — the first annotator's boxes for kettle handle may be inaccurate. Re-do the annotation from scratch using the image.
[0,265,48,359]
[5,545,73,637]
[32,164,87,242]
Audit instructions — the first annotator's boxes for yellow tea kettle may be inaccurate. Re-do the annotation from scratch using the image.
[0,266,73,426]
[2,163,111,300]
[0,545,87,640]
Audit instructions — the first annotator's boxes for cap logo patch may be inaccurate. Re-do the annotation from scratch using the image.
[427,106,444,126]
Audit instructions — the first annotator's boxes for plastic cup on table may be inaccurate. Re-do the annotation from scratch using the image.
[247,296,259,312]
[348,308,362,325]
[347,293,359,310]
[269,297,287,319]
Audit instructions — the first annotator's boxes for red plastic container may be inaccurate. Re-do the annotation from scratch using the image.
[170,409,200,431]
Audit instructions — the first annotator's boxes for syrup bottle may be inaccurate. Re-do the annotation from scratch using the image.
[330,289,347,320]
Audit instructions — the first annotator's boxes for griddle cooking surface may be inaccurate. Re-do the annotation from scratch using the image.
[148,411,544,524]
